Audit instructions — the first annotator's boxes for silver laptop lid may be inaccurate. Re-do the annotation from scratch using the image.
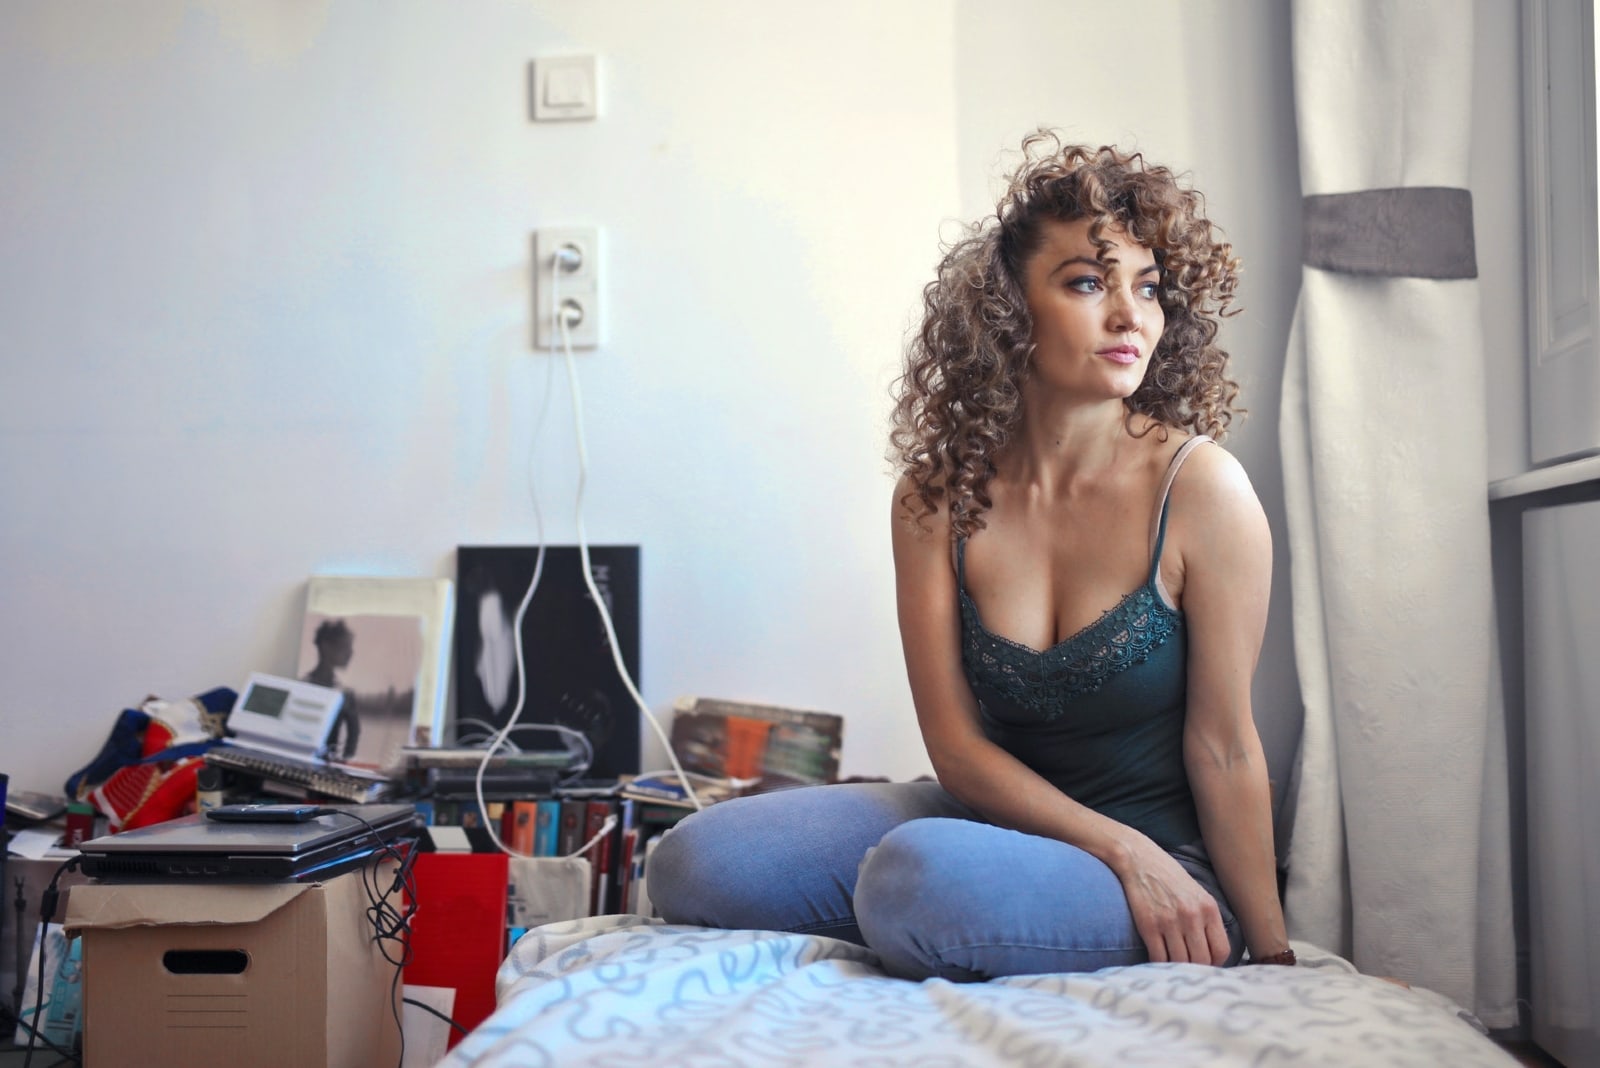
[77,804,415,857]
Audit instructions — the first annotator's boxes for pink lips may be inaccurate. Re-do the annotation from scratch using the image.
[1099,345,1140,365]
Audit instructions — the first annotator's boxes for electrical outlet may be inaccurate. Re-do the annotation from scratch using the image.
[534,227,601,350]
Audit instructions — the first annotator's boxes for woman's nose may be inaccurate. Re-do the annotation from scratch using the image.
[1106,287,1142,332]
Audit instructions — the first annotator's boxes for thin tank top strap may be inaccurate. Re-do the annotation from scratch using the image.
[1147,434,1213,586]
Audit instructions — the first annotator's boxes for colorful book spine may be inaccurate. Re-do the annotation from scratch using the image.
[557,798,587,857]
[534,798,561,856]
[510,800,538,854]
[583,798,617,916]
[613,797,639,915]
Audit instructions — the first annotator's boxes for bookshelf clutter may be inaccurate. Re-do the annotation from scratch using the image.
[412,695,844,922]
[41,545,851,1057]
[669,696,844,790]
[19,549,859,1058]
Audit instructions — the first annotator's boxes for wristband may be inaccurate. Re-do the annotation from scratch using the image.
[1246,947,1296,966]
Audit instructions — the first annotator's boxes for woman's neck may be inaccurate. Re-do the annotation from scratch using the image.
[1004,394,1136,493]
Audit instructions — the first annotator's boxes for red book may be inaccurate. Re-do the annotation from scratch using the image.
[557,799,587,855]
[405,852,509,1048]
[615,826,639,913]
[583,799,616,916]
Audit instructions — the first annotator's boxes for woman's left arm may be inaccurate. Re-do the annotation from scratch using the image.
[1172,444,1291,962]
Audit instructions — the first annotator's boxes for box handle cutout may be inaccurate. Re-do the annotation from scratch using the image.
[163,949,248,975]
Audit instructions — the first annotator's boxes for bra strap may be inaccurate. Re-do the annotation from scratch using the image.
[1148,435,1213,584]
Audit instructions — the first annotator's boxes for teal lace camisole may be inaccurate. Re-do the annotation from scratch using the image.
[957,436,1212,852]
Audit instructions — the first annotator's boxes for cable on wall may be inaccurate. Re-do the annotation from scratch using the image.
[469,241,701,862]
[552,247,704,812]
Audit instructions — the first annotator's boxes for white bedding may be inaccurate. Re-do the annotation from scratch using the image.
[439,916,1517,1067]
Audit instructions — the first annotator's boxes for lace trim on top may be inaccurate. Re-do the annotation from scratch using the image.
[958,435,1206,721]
[959,572,1181,720]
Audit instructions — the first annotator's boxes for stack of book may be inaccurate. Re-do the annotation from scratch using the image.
[423,783,671,918]
[667,696,845,794]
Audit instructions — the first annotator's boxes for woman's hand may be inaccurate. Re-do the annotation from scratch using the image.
[1112,834,1231,965]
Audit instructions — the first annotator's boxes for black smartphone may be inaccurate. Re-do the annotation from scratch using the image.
[205,803,326,823]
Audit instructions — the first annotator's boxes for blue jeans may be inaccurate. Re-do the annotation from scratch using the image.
[645,780,1244,981]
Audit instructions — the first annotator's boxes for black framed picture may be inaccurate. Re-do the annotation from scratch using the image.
[453,545,641,779]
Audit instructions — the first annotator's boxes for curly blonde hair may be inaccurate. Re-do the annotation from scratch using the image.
[889,131,1242,539]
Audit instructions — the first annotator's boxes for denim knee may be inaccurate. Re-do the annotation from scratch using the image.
[855,817,1161,981]
[854,820,962,979]
[643,816,720,926]
[646,803,844,933]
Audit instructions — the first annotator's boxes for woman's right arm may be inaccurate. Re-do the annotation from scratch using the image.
[890,475,1230,965]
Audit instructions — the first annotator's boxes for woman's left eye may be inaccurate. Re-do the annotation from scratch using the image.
[1138,282,1160,299]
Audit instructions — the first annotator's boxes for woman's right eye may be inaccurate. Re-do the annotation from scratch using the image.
[1067,276,1103,293]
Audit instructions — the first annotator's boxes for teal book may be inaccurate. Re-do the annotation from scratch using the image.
[534,798,561,856]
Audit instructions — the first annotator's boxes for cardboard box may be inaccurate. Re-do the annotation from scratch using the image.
[65,867,402,1068]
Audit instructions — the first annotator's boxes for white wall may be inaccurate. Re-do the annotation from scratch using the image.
[0,0,958,791]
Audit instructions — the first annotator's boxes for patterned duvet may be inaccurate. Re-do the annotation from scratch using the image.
[438,915,1516,1067]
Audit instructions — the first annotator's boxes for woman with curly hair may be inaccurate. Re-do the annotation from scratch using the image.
[647,132,1291,977]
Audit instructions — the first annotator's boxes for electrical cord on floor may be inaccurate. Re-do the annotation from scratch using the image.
[5,1004,80,1066]
[401,995,469,1036]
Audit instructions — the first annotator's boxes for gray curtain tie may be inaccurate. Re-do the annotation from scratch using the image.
[1302,187,1477,279]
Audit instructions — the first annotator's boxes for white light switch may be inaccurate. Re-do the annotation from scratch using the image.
[531,55,597,122]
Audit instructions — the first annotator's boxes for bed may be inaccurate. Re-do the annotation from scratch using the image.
[437,915,1518,1067]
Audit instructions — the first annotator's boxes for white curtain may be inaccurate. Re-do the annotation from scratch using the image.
[1279,0,1517,1026]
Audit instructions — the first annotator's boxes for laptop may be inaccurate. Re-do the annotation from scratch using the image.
[76,803,420,882]
[204,672,399,803]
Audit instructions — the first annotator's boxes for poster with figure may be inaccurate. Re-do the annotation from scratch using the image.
[453,545,640,780]
[296,576,455,767]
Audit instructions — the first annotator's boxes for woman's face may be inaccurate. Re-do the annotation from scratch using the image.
[1021,217,1164,402]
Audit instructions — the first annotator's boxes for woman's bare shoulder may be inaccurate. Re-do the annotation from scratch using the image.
[891,470,948,522]
[1170,439,1268,545]
[1178,437,1258,498]
[890,471,956,557]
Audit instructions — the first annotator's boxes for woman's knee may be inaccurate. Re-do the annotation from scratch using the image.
[856,818,962,901]
[643,809,735,925]
[645,794,825,927]
[854,819,970,976]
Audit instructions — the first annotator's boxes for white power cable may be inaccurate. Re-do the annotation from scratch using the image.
[470,243,707,862]
[468,255,563,858]
[554,268,705,812]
